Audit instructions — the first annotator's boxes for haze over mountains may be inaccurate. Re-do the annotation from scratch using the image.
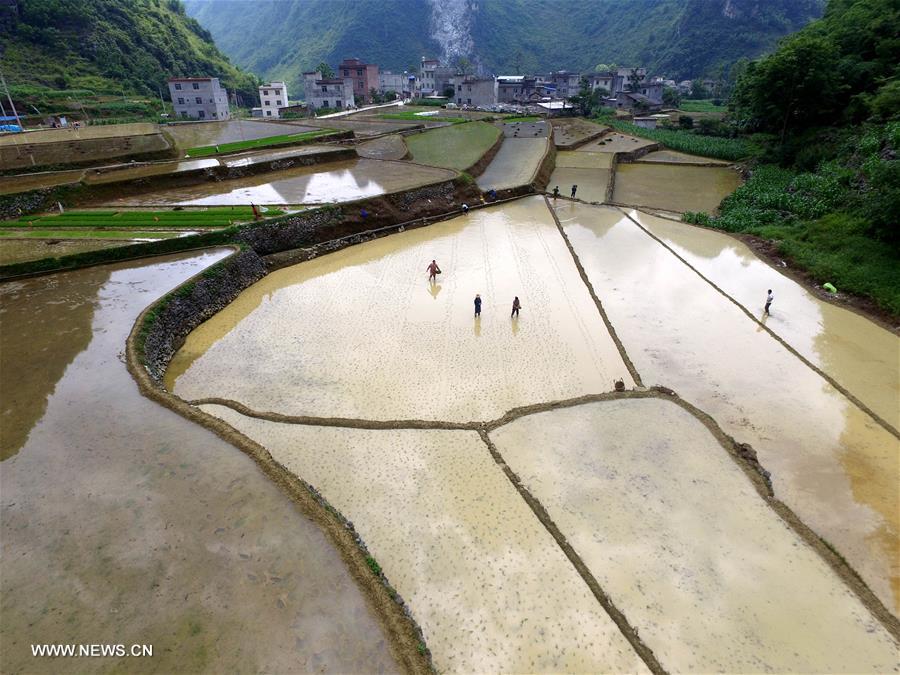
[185,0,825,93]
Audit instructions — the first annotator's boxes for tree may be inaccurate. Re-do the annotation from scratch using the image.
[568,77,604,116]
[678,115,694,130]
[369,87,383,104]
[662,86,681,107]
[316,62,334,79]
[626,68,642,93]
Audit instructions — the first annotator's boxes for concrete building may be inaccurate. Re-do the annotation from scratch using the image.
[303,71,354,111]
[451,76,497,108]
[378,71,406,96]
[418,58,456,97]
[545,71,582,100]
[168,77,230,120]
[497,75,545,104]
[586,71,616,95]
[258,81,288,118]
[339,58,379,104]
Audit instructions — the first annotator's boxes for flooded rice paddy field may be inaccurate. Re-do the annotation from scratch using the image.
[492,398,899,673]
[632,211,900,425]
[167,197,632,421]
[555,151,614,169]
[637,149,731,165]
[196,410,648,674]
[557,201,900,614]
[547,167,611,202]
[163,120,315,149]
[104,158,456,207]
[613,162,743,213]
[551,118,609,148]
[0,237,134,265]
[298,118,440,137]
[0,252,397,672]
[356,135,409,160]
[476,137,548,191]
[577,132,656,154]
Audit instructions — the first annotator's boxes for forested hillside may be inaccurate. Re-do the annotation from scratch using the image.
[0,0,258,100]
[184,0,824,93]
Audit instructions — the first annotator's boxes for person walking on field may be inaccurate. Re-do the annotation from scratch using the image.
[511,296,521,318]
[764,289,774,315]
[474,294,482,317]
[552,186,560,200]
[571,184,578,199]
[427,259,441,282]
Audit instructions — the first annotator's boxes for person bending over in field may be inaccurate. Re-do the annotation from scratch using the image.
[427,259,441,282]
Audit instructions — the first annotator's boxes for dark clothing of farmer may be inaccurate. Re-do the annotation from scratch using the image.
[552,186,560,199]
[511,296,521,318]
[474,294,482,317]
[427,260,441,282]
[571,185,578,198]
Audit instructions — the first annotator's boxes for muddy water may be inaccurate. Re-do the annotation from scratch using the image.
[547,167,611,203]
[555,151,613,169]
[492,398,900,672]
[168,197,632,421]
[198,408,648,674]
[613,163,741,213]
[0,252,398,673]
[0,238,134,266]
[0,169,85,195]
[558,201,900,614]
[631,211,900,427]
[164,120,313,148]
[105,159,455,206]
[637,149,730,165]
[476,137,548,190]
[356,135,409,160]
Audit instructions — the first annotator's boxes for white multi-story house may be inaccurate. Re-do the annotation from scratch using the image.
[303,71,354,111]
[168,77,230,120]
[258,81,288,118]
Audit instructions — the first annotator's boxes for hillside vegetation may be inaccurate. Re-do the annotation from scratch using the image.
[0,0,258,102]
[184,0,824,94]
[686,0,900,315]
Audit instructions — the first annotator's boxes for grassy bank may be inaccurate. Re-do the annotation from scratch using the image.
[596,115,756,161]
[684,158,900,316]
[405,122,502,170]
[5,208,283,229]
[0,229,183,240]
[678,100,727,114]
[380,112,466,123]
[186,130,335,157]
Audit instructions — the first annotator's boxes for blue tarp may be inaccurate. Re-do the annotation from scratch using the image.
[0,125,22,133]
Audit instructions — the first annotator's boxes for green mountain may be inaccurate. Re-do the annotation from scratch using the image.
[0,0,258,100]
[183,0,825,93]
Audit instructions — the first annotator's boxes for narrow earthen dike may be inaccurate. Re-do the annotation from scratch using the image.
[128,195,900,672]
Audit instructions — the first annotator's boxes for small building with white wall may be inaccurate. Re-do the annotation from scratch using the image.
[259,81,288,118]
[303,71,355,112]
[451,76,497,108]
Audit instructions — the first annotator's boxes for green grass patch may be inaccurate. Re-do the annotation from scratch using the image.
[0,229,183,239]
[683,164,900,315]
[678,99,727,113]
[365,556,382,576]
[596,115,756,161]
[380,112,466,123]
[186,130,335,157]
[406,121,502,170]
[4,207,283,229]
[503,115,542,123]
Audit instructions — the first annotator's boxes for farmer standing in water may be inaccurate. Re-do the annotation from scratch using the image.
[511,296,521,318]
[426,259,441,282]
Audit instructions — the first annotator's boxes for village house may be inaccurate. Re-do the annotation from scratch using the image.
[303,71,354,111]
[418,58,456,98]
[258,81,288,118]
[167,77,230,120]
[339,58,379,104]
[497,75,545,104]
[378,70,406,97]
[451,76,497,108]
[544,71,581,100]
